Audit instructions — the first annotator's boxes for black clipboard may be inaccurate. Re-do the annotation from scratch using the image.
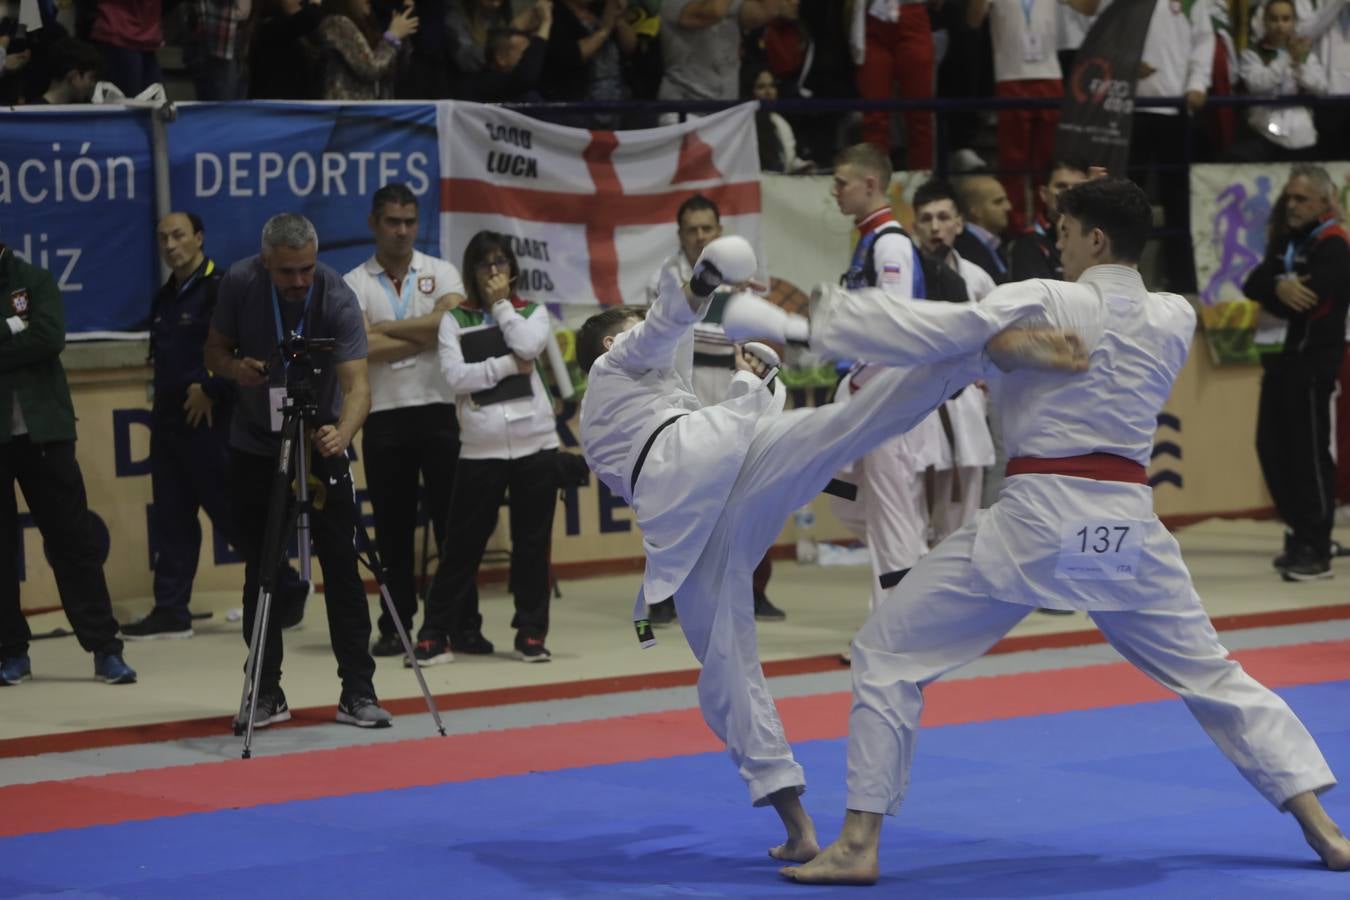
[459,322,533,406]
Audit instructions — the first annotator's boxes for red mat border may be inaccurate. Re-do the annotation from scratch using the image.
[2,637,1349,838]
[3,602,1349,762]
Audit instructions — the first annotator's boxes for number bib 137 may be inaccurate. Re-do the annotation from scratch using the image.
[1055,520,1146,581]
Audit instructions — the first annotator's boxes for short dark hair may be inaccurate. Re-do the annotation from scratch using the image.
[486,27,524,66]
[371,182,418,217]
[1056,177,1153,262]
[1044,159,1090,185]
[47,37,102,81]
[462,231,520,307]
[912,179,959,213]
[677,194,720,228]
[576,306,646,373]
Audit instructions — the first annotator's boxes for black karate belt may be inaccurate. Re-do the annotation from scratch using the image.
[693,351,737,370]
[823,478,858,502]
[630,414,687,494]
[878,568,909,590]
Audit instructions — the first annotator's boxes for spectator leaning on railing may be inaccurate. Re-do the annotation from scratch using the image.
[1228,0,1327,162]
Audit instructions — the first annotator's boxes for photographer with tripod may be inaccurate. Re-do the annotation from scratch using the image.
[204,213,392,730]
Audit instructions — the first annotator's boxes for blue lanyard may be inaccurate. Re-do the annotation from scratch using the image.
[1019,0,1036,25]
[271,284,314,370]
[377,268,415,321]
[1284,220,1334,273]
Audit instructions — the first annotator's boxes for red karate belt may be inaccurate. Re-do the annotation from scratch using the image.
[1005,453,1148,485]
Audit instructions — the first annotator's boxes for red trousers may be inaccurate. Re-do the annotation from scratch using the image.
[995,78,1062,233]
[857,8,934,171]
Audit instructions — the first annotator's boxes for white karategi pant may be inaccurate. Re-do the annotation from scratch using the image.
[656,285,1049,806]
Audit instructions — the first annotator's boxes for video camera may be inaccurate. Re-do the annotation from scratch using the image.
[278,333,336,413]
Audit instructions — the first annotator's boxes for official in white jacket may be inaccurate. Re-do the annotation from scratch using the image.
[783,178,1349,886]
[416,232,560,665]
[577,235,1084,866]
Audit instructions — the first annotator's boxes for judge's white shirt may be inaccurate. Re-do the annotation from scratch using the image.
[345,251,463,413]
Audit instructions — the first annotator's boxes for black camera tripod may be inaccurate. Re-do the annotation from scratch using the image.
[235,339,446,758]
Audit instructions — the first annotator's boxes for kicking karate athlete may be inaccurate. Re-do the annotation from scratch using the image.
[781,177,1350,886]
[576,235,1086,863]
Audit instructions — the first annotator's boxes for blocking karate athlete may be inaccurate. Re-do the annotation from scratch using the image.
[780,178,1350,885]
[576,235,1087,862]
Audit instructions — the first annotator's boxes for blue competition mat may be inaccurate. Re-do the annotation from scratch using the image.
[2,681,1347,899]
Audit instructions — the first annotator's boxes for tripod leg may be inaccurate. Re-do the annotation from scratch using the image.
[239,585,276,757]
[234,583,269,736]
[357,523,447,736]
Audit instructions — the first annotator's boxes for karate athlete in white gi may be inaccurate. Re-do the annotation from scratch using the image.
[781,177,1350,885]
[909,179,998,542]
[577,235,1087,864]
[830,143,945,626]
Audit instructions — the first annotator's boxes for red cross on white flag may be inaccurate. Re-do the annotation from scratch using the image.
[437,102,764,306]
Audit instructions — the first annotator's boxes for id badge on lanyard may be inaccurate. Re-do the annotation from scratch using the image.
[1020,0,1045,62]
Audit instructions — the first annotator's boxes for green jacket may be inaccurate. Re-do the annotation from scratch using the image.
[0,246,76,444]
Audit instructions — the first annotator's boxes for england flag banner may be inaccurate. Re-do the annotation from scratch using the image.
[438,101,764,306]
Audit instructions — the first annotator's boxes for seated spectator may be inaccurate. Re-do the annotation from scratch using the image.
[458,23,549,101]
[448,0,550,77]
[1228,0,1326,162]
[24,36,101,104]
[316,0,418,100]
[0,31,35,104]
[248,0,325,99]
[750,67,812,173]
[541,0,635,129]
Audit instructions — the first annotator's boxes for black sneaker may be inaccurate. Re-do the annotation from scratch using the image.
[1282,548,1333,582]
[121,608,194,640]
[233,688,290,732]
[753,592,786,621]
[1273,530,1296,571]
[515,633,551,663]
[406,635,454,668]
[371,633,404,657]
[450,631,495,655]
[647,598,677,626]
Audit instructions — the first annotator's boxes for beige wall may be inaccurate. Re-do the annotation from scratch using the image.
[17,341,1269,612]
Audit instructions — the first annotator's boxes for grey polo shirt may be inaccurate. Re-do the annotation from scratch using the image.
[658,0,745,101]
[211,255,368,457]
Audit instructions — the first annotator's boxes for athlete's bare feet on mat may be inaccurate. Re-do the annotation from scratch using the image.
[767,787,820,863]
[1285,792,1350,870]
[780,809,882,884]
[769,835,820,863]
[779,837,879,884]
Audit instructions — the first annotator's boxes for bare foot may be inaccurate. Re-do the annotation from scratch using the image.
[779,838,879,885]
[769,835,820,863]
[1305,828,1350,871]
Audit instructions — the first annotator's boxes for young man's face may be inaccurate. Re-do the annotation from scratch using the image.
[1263,1,1296,45]
[1039,167,1089,222]
[70,68,98,102]
[678,208,722,266]
[831,163,877,221]
[1283,175,1331,231]
[1056,213,1101,282]
[157,213,204,272]
[263,242,318,301]
[913,198,963,254]
[370,200,418,261]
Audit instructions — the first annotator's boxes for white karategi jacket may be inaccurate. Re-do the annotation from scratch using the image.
[581,267,784,605]
[972,265,1197,610]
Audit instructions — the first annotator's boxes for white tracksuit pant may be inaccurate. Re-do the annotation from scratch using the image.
[675,355,980,805]
[845,523,1337,815]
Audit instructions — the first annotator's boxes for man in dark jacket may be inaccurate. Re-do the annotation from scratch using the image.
[1244,164,1350,582]
[0,242,136,686]
[1007,160,1089,281]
